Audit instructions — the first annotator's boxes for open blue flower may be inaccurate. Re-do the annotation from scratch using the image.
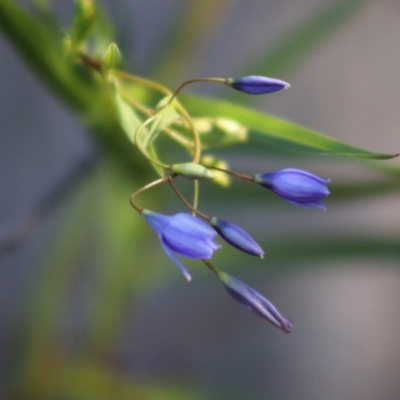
[218,271,293,333]
[226,75,290,95]
[254,168,330,210]
[210,217,264,258]
[142,210,220,281]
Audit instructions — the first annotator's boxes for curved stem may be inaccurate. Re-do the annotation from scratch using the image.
[121,90,196,154]
[133,117,171,169]
[114,70,204,164]
[169,77,227,104]
[167,178,209,220]
[114,70,171,96]
[115,71,201,163]
[129,176,170,213]
[174,104,201,162]
[208,166,255,182]
[121,92,153,117]
[164,128,194,149]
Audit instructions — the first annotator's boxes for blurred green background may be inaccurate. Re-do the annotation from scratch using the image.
[1,1,400,399]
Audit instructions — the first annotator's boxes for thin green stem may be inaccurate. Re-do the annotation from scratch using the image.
[208,166,255,182]
[133,117,171,169]
[121,97,194,149]
[129,176,170,213]
[167,178,209,220]
[192,179,199,215]
[114,70,171,96]
[174,104,201,163]
[121,92,154,117]
[115,71,202,163]
[165,128,195,149]
[169,77,227,104]
[202,259,220,276]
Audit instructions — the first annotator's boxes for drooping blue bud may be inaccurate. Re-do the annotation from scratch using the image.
[218,272,293,333]
[254,168,331,210]
[210,217,264,257]
[142,210,220,281]
[226,75,290,95]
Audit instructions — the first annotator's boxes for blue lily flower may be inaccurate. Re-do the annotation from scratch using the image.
[254,168,331,210]
[218,271,293,333]
[210,217,264,258]
[226,75,290,95]
[142,210,220,281]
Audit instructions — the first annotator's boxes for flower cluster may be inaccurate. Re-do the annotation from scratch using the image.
[128,75,331,334]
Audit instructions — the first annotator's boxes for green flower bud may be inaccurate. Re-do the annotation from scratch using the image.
[102,43,122,70]
[171,163,215,180]
[200,156,230,187]
[193,118,248,148]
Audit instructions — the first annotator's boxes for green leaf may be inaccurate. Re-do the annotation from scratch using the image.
[146,101,180,147]
[112,86,143,142]
[112,85,164,175]
[182,94,398,160]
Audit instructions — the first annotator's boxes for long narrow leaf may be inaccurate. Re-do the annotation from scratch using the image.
[182,94,398,160]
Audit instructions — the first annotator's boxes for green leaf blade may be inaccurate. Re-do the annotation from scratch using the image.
[182,94,398,160]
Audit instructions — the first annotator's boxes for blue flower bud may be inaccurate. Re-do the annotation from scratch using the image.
[218,272,293,333]
[142,210,220,281]
[226,75,290,95]
[254,168,331,210]
[210,217,264,257]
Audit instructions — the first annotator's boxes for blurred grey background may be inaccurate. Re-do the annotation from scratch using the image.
[1,1,400,399]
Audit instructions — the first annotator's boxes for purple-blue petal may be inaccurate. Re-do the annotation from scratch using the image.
[227,75,290,95]
[142,210,220,279]
[160,239,192,282]
[219,272,292,333]
[161,213,219,258]
[254,168,330,209]
[210,217,264,257]
[142,210,171,231]
[162,231,219,259]
[165,213,216,238]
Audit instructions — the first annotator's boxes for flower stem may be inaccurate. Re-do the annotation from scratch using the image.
[130,176,170,212]
[173,104,201,163]
[133,117,171,170]
[202,259,220,276]
[167,178,209,220]
[208,166,255,182]
[115,71,201,164]
[169,77,227,104]
[114,70,171,96]
[192,179,199,216]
